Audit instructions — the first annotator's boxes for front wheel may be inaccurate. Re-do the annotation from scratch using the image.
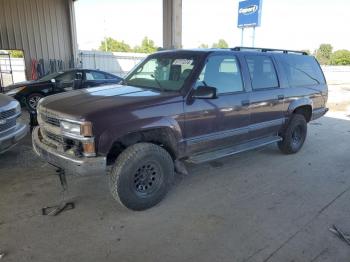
[278,114,307,154]
[109,143,174,211]
[26,93,44,111]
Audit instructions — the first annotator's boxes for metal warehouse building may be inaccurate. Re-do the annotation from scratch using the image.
[0,0,182,83]
[0,0,78,79]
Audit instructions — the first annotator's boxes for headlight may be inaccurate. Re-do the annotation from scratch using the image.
[60,121,81,136]
[5,86,26,96]
[60,120,93,137]
[15,102,21,114]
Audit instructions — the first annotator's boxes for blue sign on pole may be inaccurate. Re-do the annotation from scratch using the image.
[237,0,262,28]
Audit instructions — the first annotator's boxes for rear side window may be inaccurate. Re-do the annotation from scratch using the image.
[246,56,279,90]
[279,55,325,87]
[196,55,244,94]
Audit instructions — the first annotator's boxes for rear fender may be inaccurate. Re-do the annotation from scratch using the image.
[287,97,313,115]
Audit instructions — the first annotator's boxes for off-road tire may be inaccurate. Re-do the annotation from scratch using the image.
[278,114,307,154]
[109,142,174,211]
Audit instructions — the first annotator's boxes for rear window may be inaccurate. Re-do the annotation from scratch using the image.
[279,55,325,87]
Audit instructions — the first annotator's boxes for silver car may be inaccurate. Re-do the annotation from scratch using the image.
[0,94,28,153]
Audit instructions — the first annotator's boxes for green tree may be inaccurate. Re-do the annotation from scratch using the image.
[315,44,333,65]
[330,49,350,65]
[134,37,158,53]
[8,50,24,58]
[99,37,132,52]
[198,43,209,48]
[212,39,229,48]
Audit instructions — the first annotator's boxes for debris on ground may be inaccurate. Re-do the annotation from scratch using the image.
[0,251,5,259]
[329,225,350,246]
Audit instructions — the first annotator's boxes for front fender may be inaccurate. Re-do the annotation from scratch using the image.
[97,116,184,156]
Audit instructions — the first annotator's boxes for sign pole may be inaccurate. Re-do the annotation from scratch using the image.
[237,0,262,47]
[252,26,256,47]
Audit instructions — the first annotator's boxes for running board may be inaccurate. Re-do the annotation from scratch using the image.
[187,136,282,164]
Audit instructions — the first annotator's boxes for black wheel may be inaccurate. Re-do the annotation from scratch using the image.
[278,114,307,154]
[109,143,174,211]
[26,93,44,111]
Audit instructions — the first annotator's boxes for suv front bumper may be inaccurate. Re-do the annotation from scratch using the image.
[32,127,106,176]
[0,123,28,154]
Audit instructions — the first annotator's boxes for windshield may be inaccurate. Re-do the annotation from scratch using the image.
[39,72,62,81]
[124,55,198,91]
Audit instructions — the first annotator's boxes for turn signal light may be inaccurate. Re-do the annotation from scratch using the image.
[82,141,95,156]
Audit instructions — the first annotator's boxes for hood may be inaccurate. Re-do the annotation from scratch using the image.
[39,84,182,121]
[5,79,47,90]
[0,93,19,109]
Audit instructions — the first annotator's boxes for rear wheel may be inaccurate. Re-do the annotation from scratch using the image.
[26,93,44,111]
[278,114,307,154]
[109,143,174,211]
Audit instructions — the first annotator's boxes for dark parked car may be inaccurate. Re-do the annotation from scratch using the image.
[32,47,328,210]
[5,69,123,110]
[0,94,28,153]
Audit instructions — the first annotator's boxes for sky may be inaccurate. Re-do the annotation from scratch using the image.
[75,0,350,52]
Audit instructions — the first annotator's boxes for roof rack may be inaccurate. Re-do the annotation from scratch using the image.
[231,47,307,55]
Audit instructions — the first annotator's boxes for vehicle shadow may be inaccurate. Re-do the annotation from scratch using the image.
[170,114,350,197]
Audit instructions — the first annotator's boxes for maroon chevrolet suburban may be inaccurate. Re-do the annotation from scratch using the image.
[32,47,328,210]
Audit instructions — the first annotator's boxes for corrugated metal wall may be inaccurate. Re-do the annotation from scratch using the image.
[0,0,77,79]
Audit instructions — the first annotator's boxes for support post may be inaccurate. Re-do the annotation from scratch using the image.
[163,0,182,49]
[240,28,244,46]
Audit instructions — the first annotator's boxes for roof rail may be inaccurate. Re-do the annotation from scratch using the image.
[231,47,308,55]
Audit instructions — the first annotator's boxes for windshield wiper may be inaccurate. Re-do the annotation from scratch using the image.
[151,74,165,92]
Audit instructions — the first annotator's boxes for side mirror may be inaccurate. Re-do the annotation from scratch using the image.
[50,79,56,83]
[192,86,217,99]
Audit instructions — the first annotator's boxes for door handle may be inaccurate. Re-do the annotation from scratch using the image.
[241,100,250,106]
[278,95,284,100]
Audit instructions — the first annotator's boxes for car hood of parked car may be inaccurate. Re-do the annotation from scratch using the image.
[0,93,19,108]
[38,84,183,121]
[6,80,49,90]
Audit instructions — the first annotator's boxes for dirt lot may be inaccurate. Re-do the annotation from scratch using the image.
[327,84,350,113]
[0,85,349,262]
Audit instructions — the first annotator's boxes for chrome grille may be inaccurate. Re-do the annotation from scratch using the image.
[0,118,16,132]
[37,108,64,147]
[0,108,16,119]
[41,113,60,127]
[38,107,84,157]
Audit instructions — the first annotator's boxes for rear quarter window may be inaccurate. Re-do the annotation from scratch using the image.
[279,55,325,87]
